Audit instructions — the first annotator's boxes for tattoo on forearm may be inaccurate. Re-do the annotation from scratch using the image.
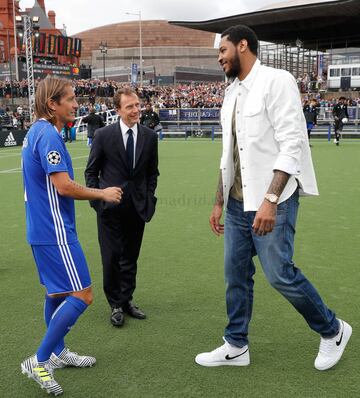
[267,170,290,197]
[215,172,224,206]
[69,179,100,194]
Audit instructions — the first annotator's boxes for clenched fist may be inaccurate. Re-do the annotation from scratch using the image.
[102,187,122,204]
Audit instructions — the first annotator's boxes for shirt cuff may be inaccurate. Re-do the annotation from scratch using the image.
[273,154,301,175]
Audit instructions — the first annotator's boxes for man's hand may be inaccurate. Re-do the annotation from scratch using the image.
[102,187,122,204]
[252,200,277,236]
[209,204,224,236]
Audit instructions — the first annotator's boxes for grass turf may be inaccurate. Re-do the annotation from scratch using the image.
[0,138,359,398]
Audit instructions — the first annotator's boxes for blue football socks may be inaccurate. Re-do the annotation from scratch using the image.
[44,295,66,356]
[37,296,88,362]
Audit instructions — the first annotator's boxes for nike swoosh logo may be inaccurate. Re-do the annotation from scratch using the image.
[225,348,249,360]
[336,324,344,346]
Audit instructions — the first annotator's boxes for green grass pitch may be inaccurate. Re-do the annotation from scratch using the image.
[0,138,359,397]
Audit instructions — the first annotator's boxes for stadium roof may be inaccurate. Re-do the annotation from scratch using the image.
[170,0,360,50]
[74,20,216,59]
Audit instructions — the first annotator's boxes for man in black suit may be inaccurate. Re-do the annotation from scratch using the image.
[85,88,159,327]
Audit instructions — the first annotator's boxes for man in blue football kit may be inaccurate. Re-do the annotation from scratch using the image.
[21,77,122,396]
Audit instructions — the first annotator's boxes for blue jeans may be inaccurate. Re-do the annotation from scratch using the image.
[224,190,339,347]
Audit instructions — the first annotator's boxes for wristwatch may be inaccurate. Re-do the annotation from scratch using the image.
[264,193,279,204]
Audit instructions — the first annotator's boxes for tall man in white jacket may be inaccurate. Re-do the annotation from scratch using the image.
[195,25,351,371]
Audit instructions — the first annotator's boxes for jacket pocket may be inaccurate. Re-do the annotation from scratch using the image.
[244,102,263,117]
[243,103,264,136]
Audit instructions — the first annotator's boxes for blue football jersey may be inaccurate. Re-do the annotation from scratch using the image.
[22,119,78,245]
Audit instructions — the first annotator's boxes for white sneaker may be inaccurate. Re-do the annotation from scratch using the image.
[195,340,250,367]
[49,348,96,369]
[21,354,63,396]
[314,319,352,371]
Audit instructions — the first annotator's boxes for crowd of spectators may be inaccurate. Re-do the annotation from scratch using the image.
[303,96,360,107]
[0,80,29,98]
[1,78,360,126]
[0,78,226,109]
[73,80,226,108]
[0,74,328,100]
[0,73,348,102]
[138,82,225,108]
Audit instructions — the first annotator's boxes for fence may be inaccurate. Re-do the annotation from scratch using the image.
[73,106,360,140]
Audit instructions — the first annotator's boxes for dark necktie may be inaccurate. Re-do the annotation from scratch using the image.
[126,129,134,170]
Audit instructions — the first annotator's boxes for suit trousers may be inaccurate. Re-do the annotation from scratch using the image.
[97,200,145,309]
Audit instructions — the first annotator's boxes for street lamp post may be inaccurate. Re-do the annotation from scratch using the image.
[99,41,107,81]
[12,0,19,81]
[6,30,14,104]
[126,10,142,86]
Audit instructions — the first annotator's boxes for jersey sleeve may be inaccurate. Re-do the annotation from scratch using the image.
[37,127,69,175]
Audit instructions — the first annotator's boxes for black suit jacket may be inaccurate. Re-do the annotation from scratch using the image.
[84,121,159,223]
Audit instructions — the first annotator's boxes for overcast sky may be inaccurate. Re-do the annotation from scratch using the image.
[19,0,333,36]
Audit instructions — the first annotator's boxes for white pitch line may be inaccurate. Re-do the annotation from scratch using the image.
[0,148,22,154]
[0,167,21,173]
[0,153,22,159]
[71,155,89,160]
[0,165,87,174]
[0,155,88,173]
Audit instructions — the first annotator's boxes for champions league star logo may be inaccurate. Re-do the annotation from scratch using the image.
[47,151,61,165]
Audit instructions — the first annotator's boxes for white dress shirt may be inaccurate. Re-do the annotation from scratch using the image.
[120,119,138,167]
[220,59,319,211]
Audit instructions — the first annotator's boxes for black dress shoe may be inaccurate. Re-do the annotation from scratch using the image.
[111,307,125,326]
[124,301,146,319]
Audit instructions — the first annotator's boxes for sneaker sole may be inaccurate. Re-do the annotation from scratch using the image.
[50,361,96,369]
[195,358,250,367]
[315,323,352,371]
[52,363,95,369]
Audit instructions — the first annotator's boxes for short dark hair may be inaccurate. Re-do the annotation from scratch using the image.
[113,87,138,109]
[339,96,346,101]
[221,25,258,56]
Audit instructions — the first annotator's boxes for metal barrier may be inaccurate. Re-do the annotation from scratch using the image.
[316,105,360,124]
[74,109,118,140]
[74,106,360,140]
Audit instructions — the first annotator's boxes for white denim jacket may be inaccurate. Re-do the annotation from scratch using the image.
[220,59,319,211]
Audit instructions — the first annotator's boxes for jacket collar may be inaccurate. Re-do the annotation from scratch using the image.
[225,58,261,95]
[237,58,261,91]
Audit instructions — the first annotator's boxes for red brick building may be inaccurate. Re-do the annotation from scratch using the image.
[0,0,81,71]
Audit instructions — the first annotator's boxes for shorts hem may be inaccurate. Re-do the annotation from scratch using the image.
[44,283,92,296]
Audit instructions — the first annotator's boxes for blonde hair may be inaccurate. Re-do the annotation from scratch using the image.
[35,77,73,123]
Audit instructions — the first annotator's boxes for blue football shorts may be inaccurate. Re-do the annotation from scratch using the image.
[31,241,92,295]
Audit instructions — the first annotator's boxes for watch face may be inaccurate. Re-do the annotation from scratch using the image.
[265,194,278,203]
